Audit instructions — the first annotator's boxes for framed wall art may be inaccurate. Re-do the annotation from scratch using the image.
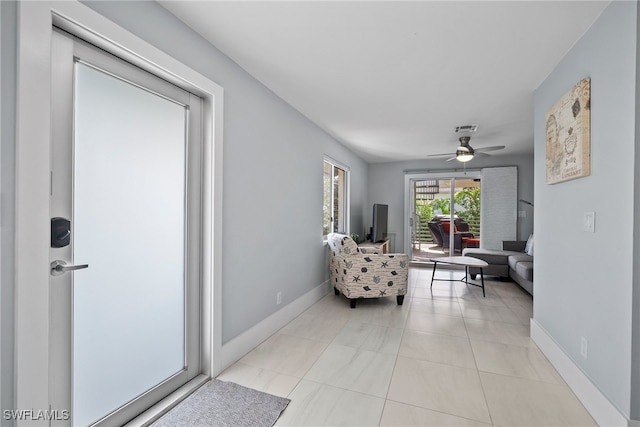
[545,77,591,184]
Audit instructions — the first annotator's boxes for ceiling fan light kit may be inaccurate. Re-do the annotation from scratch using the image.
[455,135,475,162]
[455,145,474,162]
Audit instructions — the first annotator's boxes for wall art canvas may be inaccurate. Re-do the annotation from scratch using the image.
[545,77,591,184]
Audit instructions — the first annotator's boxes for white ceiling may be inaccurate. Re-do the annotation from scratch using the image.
[160,1,609,163]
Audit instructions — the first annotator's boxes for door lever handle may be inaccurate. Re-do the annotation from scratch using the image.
[50,260,89,276]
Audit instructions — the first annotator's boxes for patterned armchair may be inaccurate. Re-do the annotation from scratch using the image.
[327,233,408,308]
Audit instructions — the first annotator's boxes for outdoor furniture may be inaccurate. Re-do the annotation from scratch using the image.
[427,216,475,254]
[463,237,480,248]
[427,221,446,247]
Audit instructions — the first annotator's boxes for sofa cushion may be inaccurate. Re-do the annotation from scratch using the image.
[514,261,533,281]
[508,254,533,270]
[502,240,527,252]
[463,248,520,265]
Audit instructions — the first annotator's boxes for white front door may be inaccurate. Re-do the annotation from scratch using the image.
[49,30,203,426]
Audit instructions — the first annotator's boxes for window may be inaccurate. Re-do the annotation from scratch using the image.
[323,158,349,235]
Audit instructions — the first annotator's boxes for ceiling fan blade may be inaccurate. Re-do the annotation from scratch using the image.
[474,145,505,153]
[445,156,457,162]
[427,152,456,157]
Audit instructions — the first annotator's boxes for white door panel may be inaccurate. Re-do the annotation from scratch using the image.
[50,30,202,426]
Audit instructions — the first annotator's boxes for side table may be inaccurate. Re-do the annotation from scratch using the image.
[357,238,390,254]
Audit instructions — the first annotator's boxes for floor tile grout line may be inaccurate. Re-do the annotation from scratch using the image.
[464,302,496,427]
[283,304,346,401]
[390,272,499,426]
[293,377,390,402]
[384,397,495,426]
[474,364,573,388]
[289,307,405,403]
[418,268,535,427]
[378,291,411,427]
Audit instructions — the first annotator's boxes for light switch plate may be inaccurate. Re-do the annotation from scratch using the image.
[583,211,595,233]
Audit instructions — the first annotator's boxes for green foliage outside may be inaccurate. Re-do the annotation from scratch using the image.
[454,188,480,222]
[430,198,452,215]
[415,202,433,220]
[416,187,480,234]
[323,173,331,235]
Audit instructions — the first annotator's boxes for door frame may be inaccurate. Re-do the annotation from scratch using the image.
[403,170,482,258]
[15,1,223,420]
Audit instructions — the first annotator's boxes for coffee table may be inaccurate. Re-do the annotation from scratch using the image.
[429,256,489,297]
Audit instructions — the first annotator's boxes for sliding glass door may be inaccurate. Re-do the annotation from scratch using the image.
[408,173,481,262]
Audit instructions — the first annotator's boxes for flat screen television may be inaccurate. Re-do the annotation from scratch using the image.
[372,203,388,242]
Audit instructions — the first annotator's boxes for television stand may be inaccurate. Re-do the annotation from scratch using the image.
[357,238,390,254]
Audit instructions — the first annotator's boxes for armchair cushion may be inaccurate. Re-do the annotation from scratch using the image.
[441,222,456,233]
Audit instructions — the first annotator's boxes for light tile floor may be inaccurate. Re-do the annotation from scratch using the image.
[216,266,597,426]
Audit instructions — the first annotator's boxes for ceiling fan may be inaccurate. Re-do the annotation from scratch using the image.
[429,136,505,162]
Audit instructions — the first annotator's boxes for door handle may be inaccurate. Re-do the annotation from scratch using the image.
[50,260,89,276]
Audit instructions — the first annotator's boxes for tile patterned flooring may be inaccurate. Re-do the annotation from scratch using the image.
[216,267,597,426]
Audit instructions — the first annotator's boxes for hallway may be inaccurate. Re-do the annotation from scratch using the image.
[217,267,595,426]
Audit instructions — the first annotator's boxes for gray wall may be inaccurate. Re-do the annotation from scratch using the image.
[534,1,637,418]
[367,153,534,253]
[62,2,368,343]
[0,1,16,424]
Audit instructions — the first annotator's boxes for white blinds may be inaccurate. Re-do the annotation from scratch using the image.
[480,166,518,249]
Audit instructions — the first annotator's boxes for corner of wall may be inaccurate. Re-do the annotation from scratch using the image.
[630,1,640,420]
[531,320,629,427]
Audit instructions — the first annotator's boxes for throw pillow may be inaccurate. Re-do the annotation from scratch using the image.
[525,234,534,256]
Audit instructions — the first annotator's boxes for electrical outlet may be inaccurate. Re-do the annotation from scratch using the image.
[580,337,588,359]
[276,292,282,305]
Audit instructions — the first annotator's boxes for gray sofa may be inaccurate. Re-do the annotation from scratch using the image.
[462,241,533,295]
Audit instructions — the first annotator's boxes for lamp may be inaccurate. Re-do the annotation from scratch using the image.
[455,146,474,162]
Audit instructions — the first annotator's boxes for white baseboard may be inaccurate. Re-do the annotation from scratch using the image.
[216,280,331,375]
[531,319,629,427]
